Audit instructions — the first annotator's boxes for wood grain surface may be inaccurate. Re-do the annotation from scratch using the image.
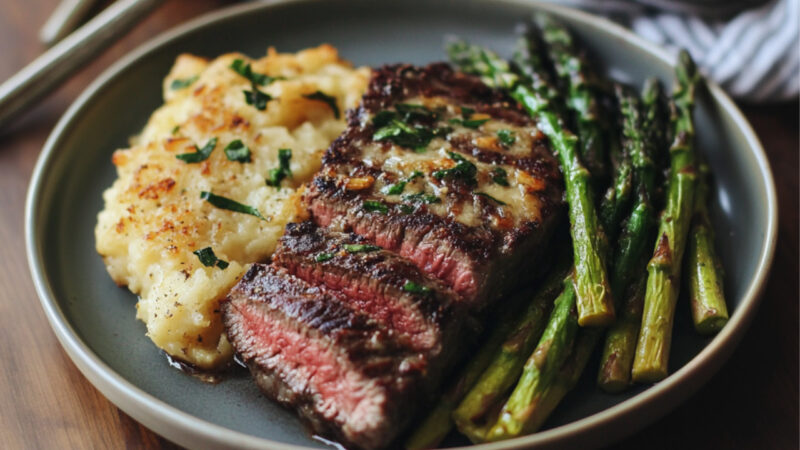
[0,1,796,449]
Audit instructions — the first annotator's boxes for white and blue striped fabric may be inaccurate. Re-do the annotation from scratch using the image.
[546,0,799,101]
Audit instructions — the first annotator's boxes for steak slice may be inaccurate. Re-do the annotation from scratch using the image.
[272,220,465,352]
[305,63,563,308]
[224,263,454,449]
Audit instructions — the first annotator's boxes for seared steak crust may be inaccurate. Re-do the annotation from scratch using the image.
[224,264,427,449]
[305,63,563,305]
[273,221,464,351]
[226,264,418,368]
[224,64,566,448]
[358,63,530,127]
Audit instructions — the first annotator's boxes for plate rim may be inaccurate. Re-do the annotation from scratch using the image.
[24,0,778,449]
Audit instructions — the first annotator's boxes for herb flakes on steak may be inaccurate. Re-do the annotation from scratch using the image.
[224,63,565,449]
[273,221,466,354]
[305,63,564,307]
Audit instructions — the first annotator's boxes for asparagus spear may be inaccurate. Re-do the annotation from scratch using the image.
[481,80,643,437]
[549,326,603,408]
[477,41,673,438]
[611,79,668,304]
[482,83,647,433]
[484,277,580,440]
[448,36,614,327]
[597,276,646,392]
[686,163,729,334]
[632,51,700,383]
[405,251,570,449]
[597,79,668,392]
[511,23,567,120]
[451,255,570,443]
[410,35,611,446]
[598,125,629,242]
[533,13,609,185]
[404,324,509,449]
[640,77,670,197]
[602,84,642,238]
[455,26,626,439]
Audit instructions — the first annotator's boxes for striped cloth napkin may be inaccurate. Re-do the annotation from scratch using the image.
[547,0,799,102]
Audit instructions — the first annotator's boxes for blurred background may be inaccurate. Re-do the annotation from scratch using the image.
[552,0,798,101]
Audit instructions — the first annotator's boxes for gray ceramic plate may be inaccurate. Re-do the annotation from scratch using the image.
[25,1,777,449]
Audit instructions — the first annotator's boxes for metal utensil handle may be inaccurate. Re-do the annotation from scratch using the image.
[39,0,100,46]
[0,0,162,131]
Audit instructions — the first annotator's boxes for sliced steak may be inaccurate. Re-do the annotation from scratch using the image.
[305,63,563,308]
[225,64,566,448]
[224,263,458,449]
[272,221,464,353]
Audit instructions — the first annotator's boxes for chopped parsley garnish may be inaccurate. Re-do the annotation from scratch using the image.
[407,170,424,181]
[371,106,449,152]
[432,151,477,185]
[491,167,510,186]
[397,204,415,214]
[371,110,397,127]
[266,168,286,187]
[452,151,469,162]
[343,244,381,253]
[433,126,453,137]
[230,59,282,86]
[497,129,516,146]
[243,88,272,110]
[266,148,293,187]
[395,103,438,122]
[402,192,441,204]
[380,171,424,195]
[170,75,198,90]
[171,125,180,135]
[193,247,229,269]
[373,118,434,151]
[278,148,292,176]
[449,117,489,129]
[403,281,432,295]
[450,105,489,129]
[303,91,340,119]
[200,191,266,220]
[315,253,334,262]
[176,137,217,163]
[362,200,389,214]
[475,192,506,205]
[224,140,251,162]
[230,59,278,111]
[381,182,406,195]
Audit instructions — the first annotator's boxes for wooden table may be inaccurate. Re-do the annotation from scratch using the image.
[1,1,796,448]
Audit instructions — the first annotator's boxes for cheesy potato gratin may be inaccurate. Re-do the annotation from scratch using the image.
[95,45,370,369]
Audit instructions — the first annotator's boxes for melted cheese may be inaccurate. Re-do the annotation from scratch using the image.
[343,97,549,229]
